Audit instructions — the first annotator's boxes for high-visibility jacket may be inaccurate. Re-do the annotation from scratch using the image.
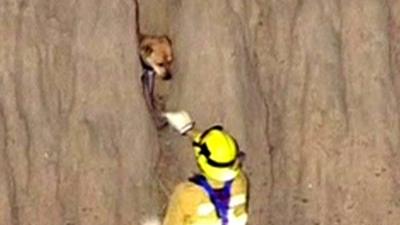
[163,171,248,225]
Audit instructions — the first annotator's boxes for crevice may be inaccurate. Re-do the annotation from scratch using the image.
[111,135,122,225]
[336,0,350,136]
[0,104,20,225]
[35,43,53,124]
[12,0,32,195]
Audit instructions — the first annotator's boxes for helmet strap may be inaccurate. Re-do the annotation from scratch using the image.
[193,141,237,168]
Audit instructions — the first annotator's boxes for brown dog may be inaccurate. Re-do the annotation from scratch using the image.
[135,1,174,128]
[139,34,173,112]
[138,35,174,128]
[139,34,173,80]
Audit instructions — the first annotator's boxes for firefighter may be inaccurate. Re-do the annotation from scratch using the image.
[162,111,249,225]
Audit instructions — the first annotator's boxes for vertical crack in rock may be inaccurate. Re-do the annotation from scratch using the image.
[111,134,122,225]
[336,0,350,134]
[12,0,32,193]
[0,106,20,225]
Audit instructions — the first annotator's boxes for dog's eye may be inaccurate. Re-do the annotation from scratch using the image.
[157,63,165,67]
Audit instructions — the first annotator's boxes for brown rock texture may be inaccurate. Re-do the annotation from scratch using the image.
[255,1,400,224]
[1,0,160,225]
[1,0,400,225]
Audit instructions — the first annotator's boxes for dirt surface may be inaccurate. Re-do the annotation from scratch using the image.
[1,0,400,225]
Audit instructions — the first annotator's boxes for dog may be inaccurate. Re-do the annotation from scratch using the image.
[138,34,173,128]
[135,1,174,128]
[139,34,173,80]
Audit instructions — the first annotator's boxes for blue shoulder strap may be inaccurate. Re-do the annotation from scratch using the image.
[189,175,234,225]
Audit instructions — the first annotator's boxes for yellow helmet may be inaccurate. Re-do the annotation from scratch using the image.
[192,125,240,182]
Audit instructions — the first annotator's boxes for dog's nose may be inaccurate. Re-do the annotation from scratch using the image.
[163,72,172,80]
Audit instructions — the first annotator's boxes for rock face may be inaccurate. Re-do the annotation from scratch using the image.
[255,1,400,224]
[1,0,400,225]
[0,1,160,225]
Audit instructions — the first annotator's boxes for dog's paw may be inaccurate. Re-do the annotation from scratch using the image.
[141,217,161,225]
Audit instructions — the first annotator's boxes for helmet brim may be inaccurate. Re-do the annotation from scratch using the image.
[198,157,240,182]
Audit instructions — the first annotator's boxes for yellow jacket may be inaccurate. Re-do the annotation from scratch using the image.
[163,171,248,225]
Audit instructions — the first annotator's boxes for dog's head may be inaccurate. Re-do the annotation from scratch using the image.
[139,35,173,80]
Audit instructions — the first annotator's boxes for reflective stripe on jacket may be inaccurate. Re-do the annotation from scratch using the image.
[162,171,248,225]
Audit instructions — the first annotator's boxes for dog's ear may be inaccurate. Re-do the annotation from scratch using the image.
[160,35,172,45]
[140,43,153,56]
